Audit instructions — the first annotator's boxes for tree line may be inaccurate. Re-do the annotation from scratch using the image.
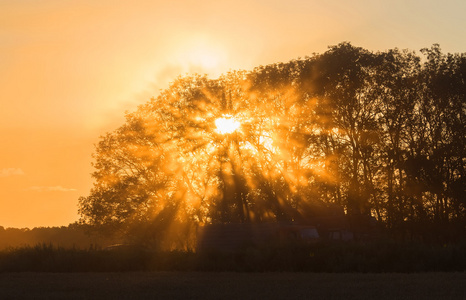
[78,43,465,248]
[0,224,116,250]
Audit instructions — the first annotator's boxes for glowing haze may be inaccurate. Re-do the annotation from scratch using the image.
[1,0,465,228]
[215,116,241,134]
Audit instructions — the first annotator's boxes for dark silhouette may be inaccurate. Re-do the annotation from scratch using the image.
[0,223,117,250]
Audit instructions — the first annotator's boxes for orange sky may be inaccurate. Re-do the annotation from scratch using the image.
[1,0,465,228]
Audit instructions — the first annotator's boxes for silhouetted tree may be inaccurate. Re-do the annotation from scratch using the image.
[79,43,466,247]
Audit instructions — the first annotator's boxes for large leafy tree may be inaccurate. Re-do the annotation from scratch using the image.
[79,43,466,247]
[78,71,313,248]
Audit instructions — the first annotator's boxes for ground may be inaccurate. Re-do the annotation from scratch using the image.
[1,272,465,299]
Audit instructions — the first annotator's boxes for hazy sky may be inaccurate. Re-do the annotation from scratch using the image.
[1,0,465,228]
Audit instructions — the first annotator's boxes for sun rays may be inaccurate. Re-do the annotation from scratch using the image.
[80,70,339,249]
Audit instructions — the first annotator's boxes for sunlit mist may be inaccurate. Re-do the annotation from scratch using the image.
[215,115,241,134]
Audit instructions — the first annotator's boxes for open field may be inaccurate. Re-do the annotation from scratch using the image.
[0,272,465,299]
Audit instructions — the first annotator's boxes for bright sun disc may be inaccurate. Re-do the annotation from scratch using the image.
[215,115,240,134]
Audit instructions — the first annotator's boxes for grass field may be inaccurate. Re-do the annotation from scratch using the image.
[0,272,465,299]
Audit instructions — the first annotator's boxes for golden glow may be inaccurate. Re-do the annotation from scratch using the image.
[215,115,240,134]
[2,0,462,228]
[188,46,222,69]
[173,34,228,77]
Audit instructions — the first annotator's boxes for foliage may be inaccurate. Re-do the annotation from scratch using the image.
[78,42,466,247]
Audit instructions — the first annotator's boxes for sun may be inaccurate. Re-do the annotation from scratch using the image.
[215,115,240,134]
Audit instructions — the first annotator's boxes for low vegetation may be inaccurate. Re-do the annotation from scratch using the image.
[1,240,465,273]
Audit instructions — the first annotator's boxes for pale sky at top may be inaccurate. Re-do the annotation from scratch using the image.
[1,0,465,228]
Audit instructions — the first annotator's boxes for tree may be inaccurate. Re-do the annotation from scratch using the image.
[79,43,466,247]
[372,48,421,227]
[79,72,311,248]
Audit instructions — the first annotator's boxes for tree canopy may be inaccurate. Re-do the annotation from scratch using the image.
[79,43,466,249]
